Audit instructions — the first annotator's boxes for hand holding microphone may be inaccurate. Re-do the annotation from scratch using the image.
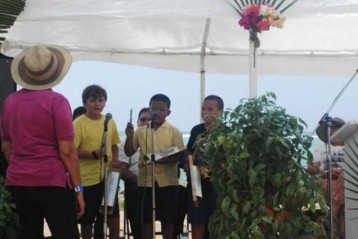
[125,122,134,137]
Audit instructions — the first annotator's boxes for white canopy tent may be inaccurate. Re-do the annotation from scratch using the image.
[2,1,358,236]
[1,0,358,98]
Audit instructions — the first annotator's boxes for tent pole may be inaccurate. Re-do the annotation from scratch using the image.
[200,18,211,121]
[249,31,258,98]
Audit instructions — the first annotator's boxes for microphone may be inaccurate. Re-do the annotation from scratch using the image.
[149,110,159,128]
[104,113,112,126]
[151,110,159,120]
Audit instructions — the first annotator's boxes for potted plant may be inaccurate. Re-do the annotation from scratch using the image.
[205,92,327,238]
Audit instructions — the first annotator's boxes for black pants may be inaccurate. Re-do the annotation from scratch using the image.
[7,186,79,239]
[124,182,142,239]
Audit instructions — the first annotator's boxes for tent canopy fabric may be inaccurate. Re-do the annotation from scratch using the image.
[1,0,358,77]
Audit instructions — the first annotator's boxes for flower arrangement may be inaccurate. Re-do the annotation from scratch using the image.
[240,4,285,44]
[230,0,298,48]
[240,4,285,47]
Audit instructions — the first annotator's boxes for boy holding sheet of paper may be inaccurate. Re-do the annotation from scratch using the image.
[185,95,224,239]
[124,93,184,239]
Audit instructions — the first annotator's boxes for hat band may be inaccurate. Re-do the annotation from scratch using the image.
[25,54,58,81]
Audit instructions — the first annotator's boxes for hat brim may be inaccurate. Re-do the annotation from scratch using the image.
[11,45,72,90]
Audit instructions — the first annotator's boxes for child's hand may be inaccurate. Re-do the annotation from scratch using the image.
[125,122,134,137]
[111,159,121,168]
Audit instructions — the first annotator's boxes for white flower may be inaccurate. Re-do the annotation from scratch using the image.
[260,5,270,16]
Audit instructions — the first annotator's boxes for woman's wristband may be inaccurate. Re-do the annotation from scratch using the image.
[74,185,83,193]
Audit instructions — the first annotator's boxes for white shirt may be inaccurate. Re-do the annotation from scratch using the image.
[118,141,139,177]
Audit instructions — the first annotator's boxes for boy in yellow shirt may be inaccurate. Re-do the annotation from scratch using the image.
[125,93,184,239]
[74,85,120,239]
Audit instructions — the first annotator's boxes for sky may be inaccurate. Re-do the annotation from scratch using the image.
[53,61,358,135]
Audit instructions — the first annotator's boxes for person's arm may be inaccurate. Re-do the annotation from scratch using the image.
[1,140,11,163]
[118,162,137,183]
[124,122,136,156]
[77,149,102,160]
[184,126,197,173]
[308,163,340,179]
[111,144,120,168]
[118,142,137,182]
[58,140,85,218]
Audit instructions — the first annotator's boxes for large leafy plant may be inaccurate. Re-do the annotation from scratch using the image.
[0,176,19,239]
[205,92,326,238]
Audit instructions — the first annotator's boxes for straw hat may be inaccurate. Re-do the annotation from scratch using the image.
[316,117,345,143]
[11,45,72,90]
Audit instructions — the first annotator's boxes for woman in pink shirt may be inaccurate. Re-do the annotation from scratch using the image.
[0,45,84,239]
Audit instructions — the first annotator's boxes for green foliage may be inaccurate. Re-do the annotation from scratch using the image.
[205,92,327,239]
[0,176,19,239]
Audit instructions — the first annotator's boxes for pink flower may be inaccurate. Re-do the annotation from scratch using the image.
[239,16,257,30]
[243,4,260,16]
[256,19,270,31]
[239,4,261,30]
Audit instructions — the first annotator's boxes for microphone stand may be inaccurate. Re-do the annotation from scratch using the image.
[103,122,109,239]
[313,69,358,239]
[320,116,334,239]
[150,120,156,239]
[312,69,358,135]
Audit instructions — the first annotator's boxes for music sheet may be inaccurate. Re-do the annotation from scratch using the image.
[101,171,120,214]
[190,165,202,198]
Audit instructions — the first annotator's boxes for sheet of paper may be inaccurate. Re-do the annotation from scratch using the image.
[102,171,120,207]
[143,146,186,165]
[190,165,202,198]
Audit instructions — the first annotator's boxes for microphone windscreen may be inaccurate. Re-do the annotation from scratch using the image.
[105,113,112,119]
[151,111,159,120]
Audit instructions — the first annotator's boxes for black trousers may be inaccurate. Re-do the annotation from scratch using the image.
[7,186,79,239]
[124,182,142,239]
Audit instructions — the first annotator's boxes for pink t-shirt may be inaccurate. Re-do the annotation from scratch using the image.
[0,89,74,187]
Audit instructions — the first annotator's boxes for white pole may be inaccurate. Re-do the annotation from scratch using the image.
[249,31,258,98]
[200,18,211,122]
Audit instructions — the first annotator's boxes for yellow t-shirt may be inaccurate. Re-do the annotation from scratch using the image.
[133,121,184,187]
[74,114,120,186]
